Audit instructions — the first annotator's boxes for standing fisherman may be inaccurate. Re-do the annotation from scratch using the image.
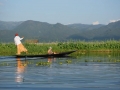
[14,33,27,55]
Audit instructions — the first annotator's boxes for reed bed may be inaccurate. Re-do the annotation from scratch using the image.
[0,40,120,56]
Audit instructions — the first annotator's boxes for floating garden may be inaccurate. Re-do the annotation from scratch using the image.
[0,40,120,56]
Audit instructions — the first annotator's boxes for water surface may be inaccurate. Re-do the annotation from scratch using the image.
[0,52,120,90]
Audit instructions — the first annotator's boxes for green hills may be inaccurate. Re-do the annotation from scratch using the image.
[0,20,120,42]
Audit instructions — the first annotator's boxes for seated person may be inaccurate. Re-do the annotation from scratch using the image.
[48,47,56,54]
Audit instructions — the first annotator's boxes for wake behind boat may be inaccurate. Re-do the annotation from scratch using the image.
[14,50,76,58]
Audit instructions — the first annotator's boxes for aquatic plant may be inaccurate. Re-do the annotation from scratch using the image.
[0,40,120,56]
[36,61,51,66]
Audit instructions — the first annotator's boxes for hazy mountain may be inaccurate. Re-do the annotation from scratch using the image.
[0,20,120,42]
[67,21,120,40]
[0,20,80,42]
[67,23,104,32]
[93,21,120,40]
[0,30,15,42]
[0,21,22,30]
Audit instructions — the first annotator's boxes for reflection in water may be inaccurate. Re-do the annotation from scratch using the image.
[48,57,53,63]
[48,57,56,63]
[15,58,27,83]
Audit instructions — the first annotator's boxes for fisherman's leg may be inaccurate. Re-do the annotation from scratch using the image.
[17,45,21,55]
[19,44,28,53]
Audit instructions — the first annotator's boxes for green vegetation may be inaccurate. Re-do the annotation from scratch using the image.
[0,40,120,56]
[57,40,120,51]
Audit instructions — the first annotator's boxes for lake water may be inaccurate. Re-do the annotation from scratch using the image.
[0,52,120,90]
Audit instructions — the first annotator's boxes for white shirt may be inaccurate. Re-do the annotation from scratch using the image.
[14,36,23,45]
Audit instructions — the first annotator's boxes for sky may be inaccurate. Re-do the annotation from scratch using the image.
[0,0,120,25]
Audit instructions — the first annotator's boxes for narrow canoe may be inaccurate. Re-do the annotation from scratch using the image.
[14,50,76,58]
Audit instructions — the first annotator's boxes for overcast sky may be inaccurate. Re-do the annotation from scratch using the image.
[0,0,120,25]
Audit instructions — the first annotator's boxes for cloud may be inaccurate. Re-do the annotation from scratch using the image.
[92,21,99,25]
[110,19,120,23]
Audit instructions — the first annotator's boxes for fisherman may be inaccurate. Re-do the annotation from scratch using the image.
[47,47,57,54]
[48,47,54,54]
[14,33,27,55]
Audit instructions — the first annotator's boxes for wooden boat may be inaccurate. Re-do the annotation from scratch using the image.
[14,50,76,58]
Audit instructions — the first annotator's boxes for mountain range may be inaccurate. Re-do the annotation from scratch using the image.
[0,20,120,42]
